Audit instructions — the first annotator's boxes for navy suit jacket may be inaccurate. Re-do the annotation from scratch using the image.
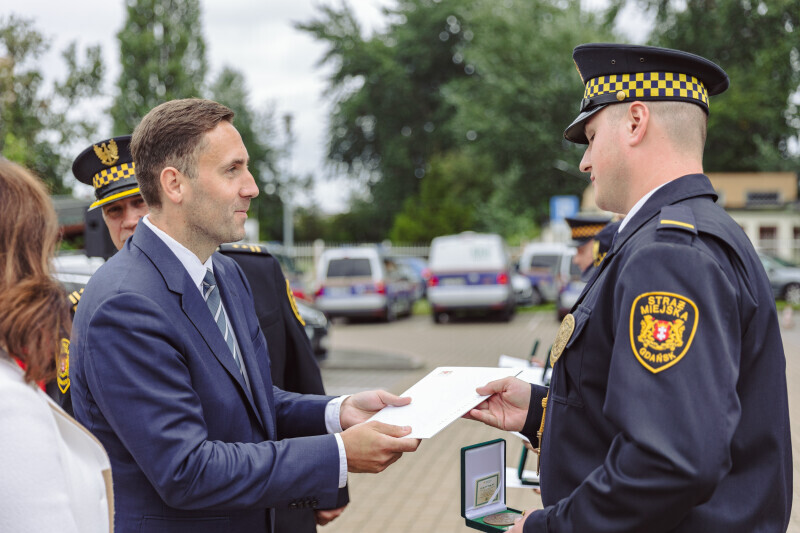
[71,223,342,533]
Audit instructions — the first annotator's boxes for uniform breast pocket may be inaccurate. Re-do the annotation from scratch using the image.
[258,307,281,328]
[549,304,592,406]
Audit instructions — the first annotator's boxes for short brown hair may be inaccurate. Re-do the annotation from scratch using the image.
[0,159,70,383]
[130,98,235,208]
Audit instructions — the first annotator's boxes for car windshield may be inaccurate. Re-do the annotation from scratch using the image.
[326,258,372,277]
[530,254,560,272]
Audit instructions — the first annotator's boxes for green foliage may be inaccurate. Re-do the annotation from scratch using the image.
[0,15,104,193]
[111,0,207,134]
[390,151,491,242]
[300,0,616,240]
[208,66,283,240]
[297,0,474,236]
[623,0,800,171]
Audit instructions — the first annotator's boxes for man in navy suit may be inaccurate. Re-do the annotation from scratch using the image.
[71,98,420,533]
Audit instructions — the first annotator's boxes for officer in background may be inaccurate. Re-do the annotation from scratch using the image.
[590,218,620,270]
[563,215,611,278]
[48,136,147,415]
[218,243,349,530]
[469,43,792,532]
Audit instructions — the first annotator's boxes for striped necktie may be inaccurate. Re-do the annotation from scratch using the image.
[202,269,244,375]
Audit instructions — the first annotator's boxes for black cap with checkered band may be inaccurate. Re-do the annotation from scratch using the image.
[564,44,729,144]
[72,135,140,211]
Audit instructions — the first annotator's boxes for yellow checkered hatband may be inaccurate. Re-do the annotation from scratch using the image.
[571,224,606,240]
[581,72,709,111]
[93,162,136,189]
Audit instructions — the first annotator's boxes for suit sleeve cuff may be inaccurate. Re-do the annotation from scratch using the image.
[325,395,349,434]
[521,384,549,444]
[334,433,349,488]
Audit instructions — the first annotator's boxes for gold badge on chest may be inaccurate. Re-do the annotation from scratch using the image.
[549,313,575,367]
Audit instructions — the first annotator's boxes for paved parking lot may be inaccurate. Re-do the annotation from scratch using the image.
[318,311,800,532]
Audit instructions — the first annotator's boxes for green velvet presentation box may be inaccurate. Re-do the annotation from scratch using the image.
[461,439,523,532]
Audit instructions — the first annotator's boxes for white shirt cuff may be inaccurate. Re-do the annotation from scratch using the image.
[334,433,348,488]
[325,395,349,434]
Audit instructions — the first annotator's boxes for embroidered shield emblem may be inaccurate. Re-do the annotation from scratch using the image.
[57,338,71,394]
[630,292,698,373]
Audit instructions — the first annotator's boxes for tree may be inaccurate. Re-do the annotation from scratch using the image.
[208,66,284,240]
[611,0,800,171]
[111,0,207,134]
[444,0,615,224]
[297,0,474,236]
[0,14,104,193]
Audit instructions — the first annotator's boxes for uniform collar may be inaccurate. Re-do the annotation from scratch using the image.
[612,174,717,253]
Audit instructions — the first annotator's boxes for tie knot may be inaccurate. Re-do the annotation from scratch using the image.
[202,269,216,288]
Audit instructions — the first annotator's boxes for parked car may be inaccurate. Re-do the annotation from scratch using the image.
[555,260,585,319]
[294,298,330,359]
[511,272,535,306]
[393,256,429,298]
[314,246,416,321]
[519,243,574,304]
[759,253,800,305]
[427,232,516,323]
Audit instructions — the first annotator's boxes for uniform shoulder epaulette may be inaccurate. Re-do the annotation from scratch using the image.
[218,243,272,256]
[68,288,84,313]
[656,205,697,244]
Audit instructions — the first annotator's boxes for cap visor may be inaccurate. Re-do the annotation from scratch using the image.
[88,187,141,211]
[563,105,607,144]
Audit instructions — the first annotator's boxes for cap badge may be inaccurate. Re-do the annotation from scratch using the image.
[93,138,119,166]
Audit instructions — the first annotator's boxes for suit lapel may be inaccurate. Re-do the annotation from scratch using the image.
[132,224,267,434]
[214,257,275,439]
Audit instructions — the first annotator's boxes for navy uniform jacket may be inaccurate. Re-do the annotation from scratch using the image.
[521,174,792,532]
[219,245,348,532]
[71,223,342,533]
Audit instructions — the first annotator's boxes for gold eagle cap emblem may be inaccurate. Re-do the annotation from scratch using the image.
[93,139,119,166]
[630,291,698,374]
[550,313,575,367]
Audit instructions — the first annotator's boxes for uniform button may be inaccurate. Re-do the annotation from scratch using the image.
[289,502,298,509]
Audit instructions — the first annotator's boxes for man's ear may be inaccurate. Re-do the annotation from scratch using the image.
[159,167,185,205]
[625,101,649,146]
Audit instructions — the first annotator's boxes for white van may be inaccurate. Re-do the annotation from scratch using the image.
[518,243,574,303]
[427,232,516,323]
[314,246,416,321]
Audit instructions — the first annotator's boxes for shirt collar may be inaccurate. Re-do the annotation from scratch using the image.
[142,215,213,293]
[617,182,669,233]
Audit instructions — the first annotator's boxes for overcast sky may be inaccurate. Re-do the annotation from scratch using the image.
[9,0,396,213]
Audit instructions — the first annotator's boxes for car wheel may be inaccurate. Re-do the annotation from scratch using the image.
[530,288,543,306]
[784,283,800,305]
[384,302,397,323]
[433,311,450,324]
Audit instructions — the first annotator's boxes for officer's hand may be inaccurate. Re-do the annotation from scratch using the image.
[315,505,347,526]
[507,509,536,532]
[465,377,531,432]
[339,390,411,429]
[340,421,420,473]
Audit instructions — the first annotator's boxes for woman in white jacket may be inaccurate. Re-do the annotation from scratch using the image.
[0,158,113,533]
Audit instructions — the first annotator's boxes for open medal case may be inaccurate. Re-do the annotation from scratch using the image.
[461,439,523,531]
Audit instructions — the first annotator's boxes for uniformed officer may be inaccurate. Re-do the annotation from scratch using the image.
[218,243,349,530]
[47,136,147,415]
[564,214,611,278]
[469,43,792,532]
